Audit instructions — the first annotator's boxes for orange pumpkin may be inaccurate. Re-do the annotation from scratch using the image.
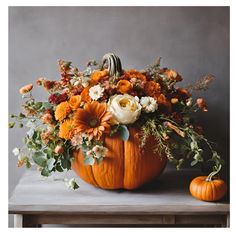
[72,128,167,190]
[189,176,228,201]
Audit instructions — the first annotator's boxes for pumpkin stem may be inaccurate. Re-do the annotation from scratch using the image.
[206,164,222,181]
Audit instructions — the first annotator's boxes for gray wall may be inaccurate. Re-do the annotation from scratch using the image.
[9,5,229,210]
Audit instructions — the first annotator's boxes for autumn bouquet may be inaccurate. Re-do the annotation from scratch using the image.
[9,53,225,194]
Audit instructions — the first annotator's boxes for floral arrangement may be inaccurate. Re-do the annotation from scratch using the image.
[9,53,224,190]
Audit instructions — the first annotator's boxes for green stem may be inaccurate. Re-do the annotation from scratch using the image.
[206,164,222,181]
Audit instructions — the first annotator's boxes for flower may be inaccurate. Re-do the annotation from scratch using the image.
[48,92,68,104]
[140,96,158,113]
[73,101,112,140]
[144,81,161,98]
[89,84,105,100]
[196,98,208,112]
[92,145,108,158]
[66,178,79,190]
[19,84,33,94]
[117,80,133,94]
[59,119,74,140]
[125,69,147,82]
[12,147,20,156]
[55,101,71,121]
[108,94,141,124]
[163,69,182,82]
[91,70,109,83]
[69,95,82,110]
[54,145,64,154]
[41,111,53,124]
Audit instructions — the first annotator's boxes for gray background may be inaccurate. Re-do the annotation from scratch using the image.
[9,6,229,226]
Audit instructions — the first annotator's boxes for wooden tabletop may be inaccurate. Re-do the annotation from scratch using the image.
[9,168,229,216]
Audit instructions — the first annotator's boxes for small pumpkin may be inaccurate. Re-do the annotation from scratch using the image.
[189,175,228,202]
[72,128,167,190]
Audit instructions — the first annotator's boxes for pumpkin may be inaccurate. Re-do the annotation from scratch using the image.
[189,176,228,201]
[72,128,167,189]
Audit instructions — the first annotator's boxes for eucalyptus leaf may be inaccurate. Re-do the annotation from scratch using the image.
[118,125,130,141]
[47,158,56,171]
[32,151,47,167]
[41,167,50,177]
[84,157,95,165]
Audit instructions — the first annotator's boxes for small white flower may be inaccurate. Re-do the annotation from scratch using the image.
[66,178,79,190]
[92,145,108,159]
[140,96,158,113]
[81,77,90,88]
[89,84,104,100]
[12,147,20,156]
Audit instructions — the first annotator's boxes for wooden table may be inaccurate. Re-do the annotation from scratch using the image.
[9,168,229,227]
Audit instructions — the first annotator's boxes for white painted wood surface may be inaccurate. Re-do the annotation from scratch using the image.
[8,168,229,227]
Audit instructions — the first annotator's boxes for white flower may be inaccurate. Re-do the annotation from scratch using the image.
[12,147,20,156]
[108,94,142,124]
[92,145,108,159]
[66,178,79,190]
[89,84,104,100]
[140,96,158,113]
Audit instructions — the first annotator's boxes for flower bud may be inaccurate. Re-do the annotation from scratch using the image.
[54,145,64,154]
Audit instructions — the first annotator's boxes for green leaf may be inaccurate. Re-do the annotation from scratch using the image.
[41,167,50,177]
[47,158,56,171]
[84,157,95,165]
[26,159,31,168]
[55,164,63,172]
[34,102,43,110]
[32,152,47,167]
[8,122,15,128]
[42,102,52,109]
[118,125,130,141]
[61,159,71,170]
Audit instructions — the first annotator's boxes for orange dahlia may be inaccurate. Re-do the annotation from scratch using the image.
[117,80,133,94]
[55,101,71,121]
[59,119,74,140]
[73,101,112,140]
[69,95,82,110]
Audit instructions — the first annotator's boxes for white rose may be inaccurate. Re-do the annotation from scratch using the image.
[140,96,158,113]
[89,84,104,100]
[108,94,142,124]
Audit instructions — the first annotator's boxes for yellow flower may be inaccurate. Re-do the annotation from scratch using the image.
[55,101,71,121]
[59,119,74,140]
[69,95,82,110]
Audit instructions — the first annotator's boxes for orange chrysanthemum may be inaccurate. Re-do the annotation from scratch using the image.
[59,119,74,140]
[144,81,161,98]
[125,69,147,82]
[117,80,133,94]
[55,101,71,121]
[69,95,82,110]
[73,101,112,140]
[91,70,109,83]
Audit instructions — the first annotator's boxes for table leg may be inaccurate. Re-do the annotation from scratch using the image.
[227,214,230,227]
[14,214,23,228]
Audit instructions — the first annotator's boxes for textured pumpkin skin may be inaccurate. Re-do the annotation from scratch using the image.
[189,176,228,202]
[72,128,167,189]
